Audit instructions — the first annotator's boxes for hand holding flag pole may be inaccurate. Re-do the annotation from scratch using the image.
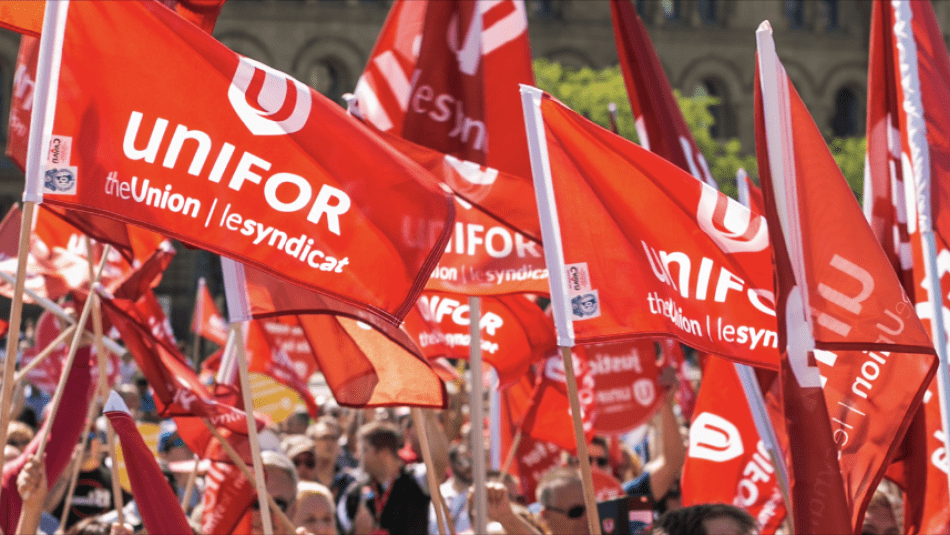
[521,84,602,535]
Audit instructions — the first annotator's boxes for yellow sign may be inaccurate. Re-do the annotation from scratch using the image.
[250,372,304,423]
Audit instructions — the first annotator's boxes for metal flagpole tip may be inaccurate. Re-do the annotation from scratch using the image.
[104,390,132,415]
[757,20,773,35]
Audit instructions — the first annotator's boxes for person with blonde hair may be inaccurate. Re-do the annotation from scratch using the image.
[293,481,337,535]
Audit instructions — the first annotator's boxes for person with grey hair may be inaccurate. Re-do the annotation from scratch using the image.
[535,467,588,535]
[253,450,300,535]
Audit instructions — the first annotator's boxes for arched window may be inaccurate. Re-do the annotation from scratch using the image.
[697,0,718,25]
[820,0,839,31]
[830,87,858,137]
[662,0,682,22]
[308,59,349,104]
[785,0,806,30]
[695,78,730,139]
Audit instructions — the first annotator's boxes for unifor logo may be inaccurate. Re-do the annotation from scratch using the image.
[688,412,744,462]
[696,184,768,253]
[228,57,312,136]
[447,0,527,76]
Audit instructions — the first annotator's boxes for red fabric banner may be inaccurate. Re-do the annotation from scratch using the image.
[106,395,192,535]
[244,316,319,416]
[520,348,594,453]
[609,0,716,187]
[404,291,555,387]
[586,340,662,436]
[681,356,786,534]
[0,1,42,37]
[755,27,936,532]
[529,91,779,369]
[192,277,228,346]
[41,1,454,325]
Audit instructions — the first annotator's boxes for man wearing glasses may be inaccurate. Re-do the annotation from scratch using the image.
[536,468,589,535]
[251,450,299,535]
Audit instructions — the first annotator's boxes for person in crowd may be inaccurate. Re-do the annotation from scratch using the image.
[7,421,35,451]
[284,435,320,483]
[429,441,473,535]
[306,417,354,500]
[51,431,123,529]
[340,417,447,535]
[623,368,685,515]
[861,490,900,535]
[535,467,589,535]
[253,450,300,535]
[650,503,757,535]
[157,420,200,510]
[587,435,611,472]
[283,410,311,436]
[293,481,337,535]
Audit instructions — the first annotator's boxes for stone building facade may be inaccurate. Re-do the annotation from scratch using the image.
[0,0,942,336]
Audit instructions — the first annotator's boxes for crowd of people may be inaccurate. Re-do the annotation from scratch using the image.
[0,340,905,535]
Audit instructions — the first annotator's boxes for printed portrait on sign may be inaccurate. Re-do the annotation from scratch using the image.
[571,291,600,319]
[44,167,77,194]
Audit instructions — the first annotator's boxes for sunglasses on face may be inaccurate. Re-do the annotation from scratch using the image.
[251,497,290,513]
[589,456,610,468]
[294,454,316,469]
[547,504,586,519]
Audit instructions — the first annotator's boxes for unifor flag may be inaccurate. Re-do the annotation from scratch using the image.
[868,1,950,532]
[755,21,937,533]
[353,0,546,296]
[586,340,663,436]
[681,355,786,534]
[192,277,228,346]
[520,87,779,370]
[520,347,595,453]
[403,290,555,387]
[104,391,192,535]
[353,0,534,179]
[609,0,716,187]
[33,1,453,325]
[227,260,447,408]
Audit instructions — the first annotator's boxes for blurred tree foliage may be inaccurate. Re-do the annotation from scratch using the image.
[533,59,866,201]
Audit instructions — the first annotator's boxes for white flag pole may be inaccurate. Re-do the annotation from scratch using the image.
[735,169,792,513]
[221,257,273,535]
[0,1,69,502]
[890,0,950,497]
[521,84,601,535]
[468,296,488,535]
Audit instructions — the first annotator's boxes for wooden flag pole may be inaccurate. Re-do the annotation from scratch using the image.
[86,237,124,524]
[59,381,107,528]
[0,270,125,356]
[13,323,78,382]
[412,408,451,535]
[232,321,275,535]
[2,0,71,500]
[521,84,601,535]
[202,419,297,534]
[500,429,522,478]
[180,455,201,512]
[0,201,37,502]
[34,247,110,459]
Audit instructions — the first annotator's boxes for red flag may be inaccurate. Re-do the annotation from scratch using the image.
[353,0,545,296]
[522,89,778,369]
[192,277,228,346]
[681,356,786,534]
[244,317,319,416]
[104,392,192,535]
[755,23,937,532]
[200,460,255,535]
[39,1,454,325]
[609,0,716,187]
[1,349,93,534]
[233,262,447,408]
[0,1,42,37]
[405,291,555,387]
[101,291,253,433]
[867,1,950,532]
[354,0,534,179]
[520,348,594,453]
[661,340,697,422]
[737,168,766,217]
